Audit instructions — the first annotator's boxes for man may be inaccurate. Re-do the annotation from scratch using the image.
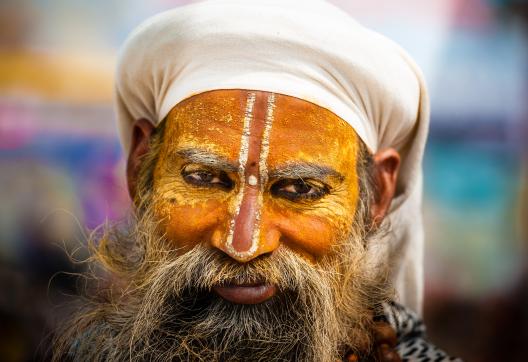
[53,1,459,361]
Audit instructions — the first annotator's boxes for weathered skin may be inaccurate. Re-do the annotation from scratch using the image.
[152,89,360,264]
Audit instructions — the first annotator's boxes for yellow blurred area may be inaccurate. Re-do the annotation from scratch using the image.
[0,50,115,103]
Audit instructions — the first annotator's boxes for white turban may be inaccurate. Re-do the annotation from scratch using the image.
[115,0,430,314]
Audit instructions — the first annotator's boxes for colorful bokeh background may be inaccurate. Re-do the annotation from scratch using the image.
[0,0,527,361]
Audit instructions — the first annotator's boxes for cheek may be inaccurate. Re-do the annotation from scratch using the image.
[265,202,355,259]
[154,199,229,251]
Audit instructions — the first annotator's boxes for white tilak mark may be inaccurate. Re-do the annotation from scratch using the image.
[248,175,258,186]
[251,93,275,249]
[225,92,255,258]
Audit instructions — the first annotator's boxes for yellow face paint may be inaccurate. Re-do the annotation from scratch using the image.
[152,89,360,262]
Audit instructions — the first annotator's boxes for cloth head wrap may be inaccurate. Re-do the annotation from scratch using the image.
[115,0,430,314]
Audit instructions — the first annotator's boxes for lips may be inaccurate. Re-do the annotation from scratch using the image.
[212,282,277,304]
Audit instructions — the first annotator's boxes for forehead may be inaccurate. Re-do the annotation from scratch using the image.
[163,90,359,168]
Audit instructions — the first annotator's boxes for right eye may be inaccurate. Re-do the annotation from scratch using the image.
[181,166,234,191]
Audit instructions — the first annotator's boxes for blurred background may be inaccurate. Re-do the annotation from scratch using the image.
[0,0,526,361]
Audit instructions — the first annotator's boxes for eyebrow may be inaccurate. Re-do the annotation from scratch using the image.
[269,162,344,182]
[174,148,239,172]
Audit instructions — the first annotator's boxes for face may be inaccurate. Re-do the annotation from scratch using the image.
[150,90,362,304]
[153,89,361,264]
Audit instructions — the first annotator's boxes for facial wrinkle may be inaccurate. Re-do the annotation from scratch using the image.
[228,92,274,259]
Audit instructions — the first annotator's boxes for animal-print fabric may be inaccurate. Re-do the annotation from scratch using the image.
[383,302,463,362]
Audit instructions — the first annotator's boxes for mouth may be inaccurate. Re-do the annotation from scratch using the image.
[212,281,278,304]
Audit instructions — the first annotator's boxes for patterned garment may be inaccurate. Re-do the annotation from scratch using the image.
[383,302,463,362]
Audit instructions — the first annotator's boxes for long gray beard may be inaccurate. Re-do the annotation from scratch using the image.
[53,213,388,362]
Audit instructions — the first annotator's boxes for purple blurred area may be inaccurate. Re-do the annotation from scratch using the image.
[0,0,527,361]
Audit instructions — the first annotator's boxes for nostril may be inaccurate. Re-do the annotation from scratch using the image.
[214,246,244,263]
[213,241,275,264]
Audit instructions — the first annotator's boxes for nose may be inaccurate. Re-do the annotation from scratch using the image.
[210,180,280,263]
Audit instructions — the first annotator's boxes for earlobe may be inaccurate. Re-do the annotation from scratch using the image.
[126,119,155,201]
[370,148,400,227]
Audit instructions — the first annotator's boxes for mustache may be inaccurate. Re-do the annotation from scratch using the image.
[135,243,337,305]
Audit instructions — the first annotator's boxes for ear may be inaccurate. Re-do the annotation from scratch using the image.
[370,148,400,227]
[126,119,155,200]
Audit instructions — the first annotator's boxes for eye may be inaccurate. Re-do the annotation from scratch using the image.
[181,166,233,191]
[271,179,329,201]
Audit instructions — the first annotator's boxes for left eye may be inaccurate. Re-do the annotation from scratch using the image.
[271,179,328,201]
[181,167,233,190]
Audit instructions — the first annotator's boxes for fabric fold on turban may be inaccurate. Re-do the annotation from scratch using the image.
[115,0,430,314]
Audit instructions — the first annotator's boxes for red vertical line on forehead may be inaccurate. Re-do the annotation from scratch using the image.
[252,93,275,248]
[230,92,270,256]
